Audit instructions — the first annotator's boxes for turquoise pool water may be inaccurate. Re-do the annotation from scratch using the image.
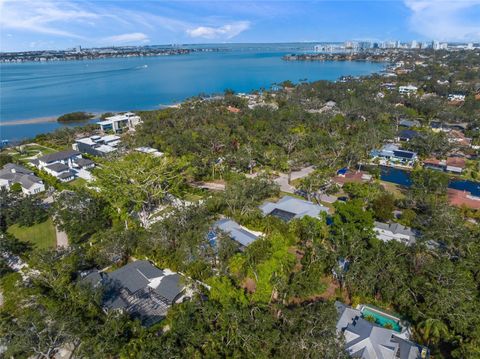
[361,307,402,332]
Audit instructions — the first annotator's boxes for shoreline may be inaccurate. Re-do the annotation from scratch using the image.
[0,112,107,126]
[0,116,58,126]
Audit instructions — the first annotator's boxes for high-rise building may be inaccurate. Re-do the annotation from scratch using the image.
[411,40,418,49]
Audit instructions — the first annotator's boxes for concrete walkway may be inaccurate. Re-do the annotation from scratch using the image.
[274,166,316,193]
[55,226,68,248]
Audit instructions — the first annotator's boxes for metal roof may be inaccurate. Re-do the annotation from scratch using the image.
[213,218,259,246]
[260,196,329,221]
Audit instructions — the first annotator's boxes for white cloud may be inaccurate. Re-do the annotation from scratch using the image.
[102,32,150,44]
[0,0,98,38]
[404,0,480,41]
[187,21,250,40]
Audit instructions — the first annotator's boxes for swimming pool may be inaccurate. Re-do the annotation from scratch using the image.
[361,307,402,332]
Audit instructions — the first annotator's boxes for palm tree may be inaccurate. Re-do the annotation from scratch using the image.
[417,318,450,346]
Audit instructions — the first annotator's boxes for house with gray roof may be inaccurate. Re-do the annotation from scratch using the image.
[34,150,94,182]
[73,134,121,157]
[374,222,417,245]
[82,260,186,327]
[399,119,421,128]
[0,163,45,195]
[259,195,329,222]
[210,218,261,248]
[335,302,429,359]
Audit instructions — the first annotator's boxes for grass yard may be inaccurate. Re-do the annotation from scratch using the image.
[7,218,56,250]
[67,177,88,189]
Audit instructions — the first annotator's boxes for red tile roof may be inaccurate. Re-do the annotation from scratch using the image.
[333,171,370,185]
[446,157,466,168]
[448,189,480,209]
[227,106,241,113]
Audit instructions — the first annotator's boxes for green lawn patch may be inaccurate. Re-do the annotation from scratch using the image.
[7,218,56,250]
[67,177,88,189]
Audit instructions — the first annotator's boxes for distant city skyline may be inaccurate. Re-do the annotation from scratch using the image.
[1,0,480,52]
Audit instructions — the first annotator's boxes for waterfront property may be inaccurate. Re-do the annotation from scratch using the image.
[370,144,417,167]
[97,112,142,133]
[260,195,329,222]
[73,135,121,157]
[335,301,429,359]
[32,150,95,182]
[333,168,372,186]
[374,221,417,245]
[423,157,466,174]
[0,163,45,195]
[82,260,186,327]
[210,218,261,248]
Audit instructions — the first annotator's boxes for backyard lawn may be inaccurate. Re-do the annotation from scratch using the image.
[7,218,56,250]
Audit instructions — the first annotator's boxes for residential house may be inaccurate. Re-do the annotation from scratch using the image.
[424,157,466,174]
[370,144,418,166]
[73,135,121,157]
[210,218,261,249]
[374,221,417,245]
[260,196,329,222]
[32,150,94,182]
[399,119,420,128]
[333,168,372,187]
[448,130,472,147]
[335,302,429,359]
[398,85,418,95]
[97,112,141,133]
[0,163,45,195]
[135,147,164,157]
[446,157,466,173]
[396,129,421,142]
[447,94,465,104]
[82,260,186,327]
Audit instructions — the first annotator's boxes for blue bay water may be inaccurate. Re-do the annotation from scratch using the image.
[0,45,384,141]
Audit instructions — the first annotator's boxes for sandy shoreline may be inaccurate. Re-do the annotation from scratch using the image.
[0,112,106,126]
[0,116,58,126]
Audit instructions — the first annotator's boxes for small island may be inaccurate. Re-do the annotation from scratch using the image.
[57,112,95,123]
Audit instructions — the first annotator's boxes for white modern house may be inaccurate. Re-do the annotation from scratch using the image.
[73,134,121,157]
[260,196,329,222]
[399,85,418,95]
[0,163,45,195]
[374,221,417,245]
[370,144,418,167]
[32,150,94,182]
[97,112,141,133]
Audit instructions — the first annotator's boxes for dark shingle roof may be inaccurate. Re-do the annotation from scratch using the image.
[38,150,80,164]
[45,162,69,173]
[152,274,184,303]
[398,130,420,140]
[2,163,33,175]
[108,260,164,294]
[74,158,94,168]
[57,171,75,179]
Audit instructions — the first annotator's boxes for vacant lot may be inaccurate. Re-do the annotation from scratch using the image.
[8,218,56,250]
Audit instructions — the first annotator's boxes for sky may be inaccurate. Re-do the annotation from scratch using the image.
[1,0,480,52]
